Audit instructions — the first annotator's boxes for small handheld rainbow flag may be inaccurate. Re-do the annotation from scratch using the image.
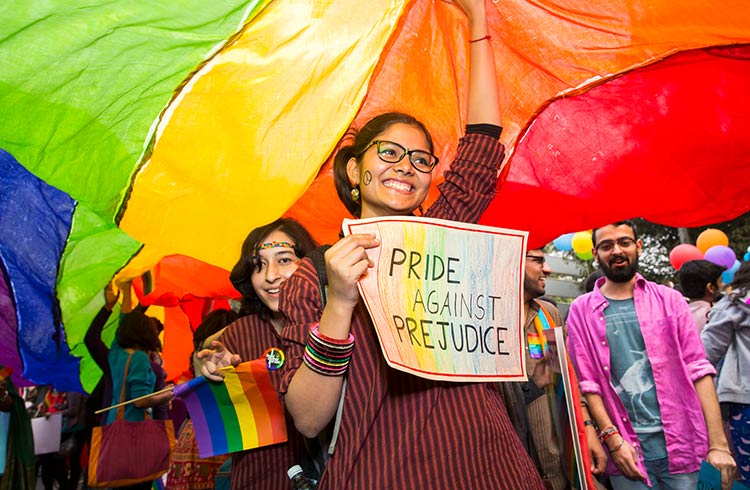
[173,359,287,458]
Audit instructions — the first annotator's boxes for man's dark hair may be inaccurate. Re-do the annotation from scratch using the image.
[583,269,605,293]
[679,260,726,300]
[592,220,638,247]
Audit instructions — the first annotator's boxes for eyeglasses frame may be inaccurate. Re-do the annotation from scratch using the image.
[594,236,637,253]
[357,139,439,174]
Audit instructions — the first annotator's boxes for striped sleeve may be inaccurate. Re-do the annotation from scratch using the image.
[426,132,505,223]
[277,258,323,397]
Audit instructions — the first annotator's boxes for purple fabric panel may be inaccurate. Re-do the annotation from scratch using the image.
[0,266,26,386]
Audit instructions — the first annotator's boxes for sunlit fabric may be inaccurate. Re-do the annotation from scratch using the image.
[1,0,749,390]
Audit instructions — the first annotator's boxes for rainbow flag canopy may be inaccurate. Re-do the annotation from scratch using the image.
[173,359,287,458]
[1,0,750,392]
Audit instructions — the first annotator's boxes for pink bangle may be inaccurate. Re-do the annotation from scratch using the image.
[469,35,491,44]
[310,324,354,344]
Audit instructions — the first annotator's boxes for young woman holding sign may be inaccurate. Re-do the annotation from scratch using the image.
[278,0,544,487]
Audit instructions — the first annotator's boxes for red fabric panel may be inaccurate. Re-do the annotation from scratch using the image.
[480,45,750,247]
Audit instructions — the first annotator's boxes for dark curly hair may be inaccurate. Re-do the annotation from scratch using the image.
[230,218,317,317]
[679,259,726,299]
[189,308,240,375]
[116,311,162,352]
[193,309,240,351]
[333,112,434,217]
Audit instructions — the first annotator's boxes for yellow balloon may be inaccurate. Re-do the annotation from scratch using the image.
[571,231,594,254]
[696,228,729,254]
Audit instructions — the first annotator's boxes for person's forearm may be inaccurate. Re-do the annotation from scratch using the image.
[133,389,172,409]
[466,2,500,126]
[694,375,730,449]
[286,364,344,438]
[286,298,352,437]
[585,392,615,431]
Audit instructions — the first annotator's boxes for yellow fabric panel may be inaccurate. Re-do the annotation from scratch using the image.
[121,0,750,275]
[120,0,407,271]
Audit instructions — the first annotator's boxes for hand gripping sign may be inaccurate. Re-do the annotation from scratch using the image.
[343,216,528,382]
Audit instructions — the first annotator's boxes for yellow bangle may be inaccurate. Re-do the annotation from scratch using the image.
[708,447,734,457]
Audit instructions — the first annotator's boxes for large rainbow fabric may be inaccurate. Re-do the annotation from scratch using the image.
[172,360,287,458]
[1,0,750,390]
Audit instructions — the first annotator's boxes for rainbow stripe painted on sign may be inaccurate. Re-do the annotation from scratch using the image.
[173,359,286,458]
[344,216,528,382]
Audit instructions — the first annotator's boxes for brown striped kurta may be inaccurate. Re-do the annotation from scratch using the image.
[220,315,303,490]
[279,133,545,489]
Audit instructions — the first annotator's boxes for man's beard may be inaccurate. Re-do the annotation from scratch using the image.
[600,253,639,283]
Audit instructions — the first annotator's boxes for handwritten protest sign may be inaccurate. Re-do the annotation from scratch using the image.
[343,216,528,382]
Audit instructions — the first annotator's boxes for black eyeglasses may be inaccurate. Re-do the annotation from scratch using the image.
[595,237,636,253]
[525,255,546,265]
[358,140,439,173]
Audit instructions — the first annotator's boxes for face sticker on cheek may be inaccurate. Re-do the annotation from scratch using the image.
[362,170,373,186]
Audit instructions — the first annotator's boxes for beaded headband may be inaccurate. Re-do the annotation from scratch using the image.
[257,241,295,251]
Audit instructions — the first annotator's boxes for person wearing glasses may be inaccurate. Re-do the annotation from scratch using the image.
[276,0,545,487]
[567,221,736,489]
[515,250,607,489]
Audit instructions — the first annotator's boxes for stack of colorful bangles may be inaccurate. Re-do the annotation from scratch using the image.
[303,324,355,376]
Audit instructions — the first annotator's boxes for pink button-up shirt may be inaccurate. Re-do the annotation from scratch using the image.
[567,274,715,481]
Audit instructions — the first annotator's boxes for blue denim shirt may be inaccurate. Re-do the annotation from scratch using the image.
[567,274,715,481]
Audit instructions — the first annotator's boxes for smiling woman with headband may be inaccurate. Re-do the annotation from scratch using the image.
[196,217,317,489]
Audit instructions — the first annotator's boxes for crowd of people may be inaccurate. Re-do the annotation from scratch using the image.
[1,0,748,489]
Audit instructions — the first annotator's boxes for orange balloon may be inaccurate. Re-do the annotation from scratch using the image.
[696,228,729,254]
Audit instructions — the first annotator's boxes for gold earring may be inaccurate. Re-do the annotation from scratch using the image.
[351,187,360,202]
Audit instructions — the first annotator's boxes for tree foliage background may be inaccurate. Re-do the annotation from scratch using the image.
[549,211,750,287]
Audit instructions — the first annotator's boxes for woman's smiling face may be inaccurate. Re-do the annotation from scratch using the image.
[250,230,301,313]
[347,123,433,218]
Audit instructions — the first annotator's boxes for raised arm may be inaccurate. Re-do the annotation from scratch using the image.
[424,0,505,223]
[84,283,119,371]
[455,0,501,126]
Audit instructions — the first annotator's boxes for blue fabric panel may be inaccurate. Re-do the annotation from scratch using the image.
[0,148,82,391]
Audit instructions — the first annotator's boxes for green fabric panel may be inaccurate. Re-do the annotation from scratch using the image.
[58,205,140,392]
[0,0,267,217]
[0,0,271,391]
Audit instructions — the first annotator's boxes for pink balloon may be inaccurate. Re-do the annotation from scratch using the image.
[669,244,703,270]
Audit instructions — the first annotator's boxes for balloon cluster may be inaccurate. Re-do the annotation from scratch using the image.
[668,228,744,284]
[552,231,593,260]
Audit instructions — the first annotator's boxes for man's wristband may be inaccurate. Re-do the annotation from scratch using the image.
[708,447,734,457]
[584,419,596,428]
[608,437,625,454]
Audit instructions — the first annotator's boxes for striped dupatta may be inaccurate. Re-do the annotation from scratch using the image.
[533,305,596,489]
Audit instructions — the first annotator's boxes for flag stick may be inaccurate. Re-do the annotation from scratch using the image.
[94,386,173,414]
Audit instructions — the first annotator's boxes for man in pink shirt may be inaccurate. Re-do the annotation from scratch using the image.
[566,221,736,489]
